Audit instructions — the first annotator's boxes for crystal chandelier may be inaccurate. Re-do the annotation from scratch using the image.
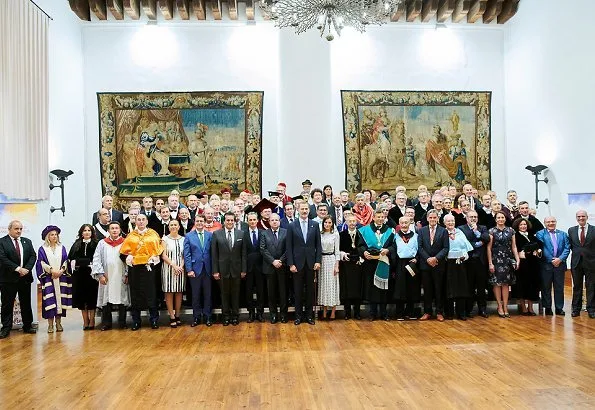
[259,0,403,41]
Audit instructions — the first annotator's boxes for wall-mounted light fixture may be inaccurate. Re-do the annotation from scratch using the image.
[49,169,74,216]
[525,165,549,207]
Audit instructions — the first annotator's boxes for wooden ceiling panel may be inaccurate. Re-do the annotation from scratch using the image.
[123,0,141,19]
[69,0,91,21]
[421,0,439,23]
[90,0,108,20]
[107,0,125,20]
[176,0,189,19]
[484,0,504,23]
[498,0,519,24]
[141,0,157,20]
[191,0,206,20]
[159,0,174,19]
[406,0,422,22]
[452,0,471,23]
[437,0,455,22]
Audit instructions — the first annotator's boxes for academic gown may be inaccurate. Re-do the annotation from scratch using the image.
[357,223,395,304]
[339,229,364,302]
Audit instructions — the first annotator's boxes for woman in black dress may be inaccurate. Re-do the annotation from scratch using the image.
[68,224,99,330]
[339,214,363,320]
[512,218,542,315]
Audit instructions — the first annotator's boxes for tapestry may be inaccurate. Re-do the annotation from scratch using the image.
[341,91,491,193]
[98,91,264,209]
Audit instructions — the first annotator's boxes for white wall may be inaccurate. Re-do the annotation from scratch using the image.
[81,22,506,207]
[504,0,595,229]
[82,24,281,210]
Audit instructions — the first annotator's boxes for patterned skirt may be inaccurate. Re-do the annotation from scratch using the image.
[318,254,340,306]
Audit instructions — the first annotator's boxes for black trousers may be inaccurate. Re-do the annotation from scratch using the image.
[369,303,387,317]
[101,303,127,327]
[343,299,361,316]
[0,280,33,330]
[267,269,287,315]
[220,276,241,320]
[572,263,595,314]
[447,297,467,317]
[465,257,488,313]
[245,269,265,313]
[422,268,445,314]
[293,267,315,319]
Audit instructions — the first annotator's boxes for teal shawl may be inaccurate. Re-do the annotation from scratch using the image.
[359,225,392,290]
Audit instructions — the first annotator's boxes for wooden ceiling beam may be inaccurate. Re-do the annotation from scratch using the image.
[484,0,504,23]
[436,0,455,23]
[192,0,206,20]
[176,0,190,19]
[90,0,108,20]
[391,2,407,21]
[245,0,255,20]
[468,0,487,23]
[141,0,157,19]
[406,0,423,22]
[211,0,222,20]
[107,0,125,19]
[421,0,439,23]
[123,0,141,19]
[68,0,91,21]
[159,0,174,19]
[228,0,239,20]
[498,0,519,23]
[452,0,470,23]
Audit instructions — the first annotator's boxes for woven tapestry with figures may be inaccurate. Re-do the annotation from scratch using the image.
[98,91,264,209]
[341,91,491,193]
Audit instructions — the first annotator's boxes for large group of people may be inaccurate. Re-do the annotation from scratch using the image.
[0,180,594,338]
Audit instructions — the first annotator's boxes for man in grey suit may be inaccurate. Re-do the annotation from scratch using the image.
[211,212,247,326]
[260,213,288,324]
[568,209,595,318]
[286,202,322,325]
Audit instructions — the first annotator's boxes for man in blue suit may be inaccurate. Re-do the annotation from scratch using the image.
[183,214,213,327]
[286,202,322,325]
[536,216,571,316]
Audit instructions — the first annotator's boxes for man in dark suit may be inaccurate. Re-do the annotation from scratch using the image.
[536,216,571,316]
[462,184,481,211]
[308,188,324,219]
[280,202,296,229]
[388,192,407,225]
[459,210,490,318]
[414,191,433,222]
[183,214,214,327]
[287,201,322,325]
[260,213,288,323]
[94,208,111,240]
[568,210,595,318]
[92,195,124,226]
[418,210,449,321]
[514,201,545,235]
[243,212,265,322]
[140,196,155,219]
[0,220,37,338]
[211,212,247,326]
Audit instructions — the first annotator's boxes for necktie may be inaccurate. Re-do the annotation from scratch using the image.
[289,218,293,223]
[430,227,435,245]
[227,230,233,248]
[549,231,558,257]
[580,226,586,246]
[252,230,257,246]
[301,220,308,242]
[273,230,278,242]
[14,239,21,262]
[198,231,204,247]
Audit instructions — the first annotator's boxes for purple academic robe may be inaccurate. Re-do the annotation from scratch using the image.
[36,245,72,319]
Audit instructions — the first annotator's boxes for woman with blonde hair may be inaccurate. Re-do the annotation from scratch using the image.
[36,226,71,333]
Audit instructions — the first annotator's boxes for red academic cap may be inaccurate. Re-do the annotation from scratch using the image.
[277,182,287,188]
[242,189,252,194]
[220,188,231,194]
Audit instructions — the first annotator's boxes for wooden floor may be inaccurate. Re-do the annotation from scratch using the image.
[1,288,594,409]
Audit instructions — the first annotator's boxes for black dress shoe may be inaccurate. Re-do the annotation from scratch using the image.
[280,315,287,323]
[131,323,141,331]
[223,319,230,326]
[457,315,467,321]
[119,323,128,329]
[589,313,595,319]
[555,309,565,316]
[256,313,264,322]
[382,314,390,321]
[368,315,377,322]
[344,313,351,320]
[100,325,112,331]
[545,308,554,316]
[571,311,580,317]
[191,319,200,327]
[294,318,301,325]
[231,319,239,326]
[151,322,159,329]
[205,317,213,327]
[0,329,10,339]
[307,318,315,325]
[270,315,278,324]
[22,328,37,334]
[247,312,255,323]
[354,314,362,320]
[478,310,488,318]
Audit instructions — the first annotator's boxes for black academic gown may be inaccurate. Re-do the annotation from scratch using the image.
[357,223,394,304]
